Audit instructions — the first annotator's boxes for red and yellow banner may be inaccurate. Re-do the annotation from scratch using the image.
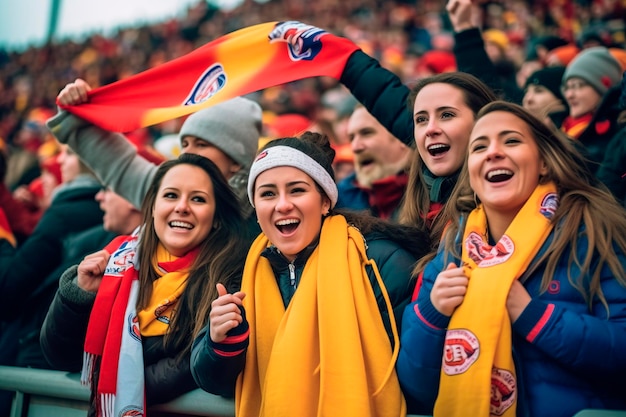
[59,21,360,132]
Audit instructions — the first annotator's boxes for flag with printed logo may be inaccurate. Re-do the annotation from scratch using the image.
[59,21,359,132]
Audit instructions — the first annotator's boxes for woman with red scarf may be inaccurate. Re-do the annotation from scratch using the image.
[40,153,248,417]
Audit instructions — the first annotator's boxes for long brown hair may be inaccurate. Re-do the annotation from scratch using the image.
[136,153,248,356]
[439,101,626,310]
[399,72,497,257]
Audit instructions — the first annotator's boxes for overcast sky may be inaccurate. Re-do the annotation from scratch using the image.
[0,0,243,51]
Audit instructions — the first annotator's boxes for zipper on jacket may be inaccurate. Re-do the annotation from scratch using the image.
[288,262,296,289]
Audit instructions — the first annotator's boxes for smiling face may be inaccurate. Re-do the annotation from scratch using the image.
[468,111,547,222]
[413,83,476,177]
[253,166,331,262]
[153,164,215,257]
[347,106,411,188]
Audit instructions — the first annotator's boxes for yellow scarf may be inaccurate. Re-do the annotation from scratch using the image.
[236,215,405,417]
[435,182,558,417]
[137,243,197,337]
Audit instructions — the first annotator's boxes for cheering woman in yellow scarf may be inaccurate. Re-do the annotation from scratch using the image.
[41,154,249,417]
[191,131,431,417]
[397,101,626,417]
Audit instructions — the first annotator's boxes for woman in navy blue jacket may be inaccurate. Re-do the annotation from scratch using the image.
[397,101,626,417]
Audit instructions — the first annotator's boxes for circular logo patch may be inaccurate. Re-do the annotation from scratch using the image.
[491,367,516,416]
[442,329,480,375]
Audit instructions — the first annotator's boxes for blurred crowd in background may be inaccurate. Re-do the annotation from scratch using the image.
[1,0,625,226]
[1,2,626,415]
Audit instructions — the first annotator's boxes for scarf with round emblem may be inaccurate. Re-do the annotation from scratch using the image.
[82,234,198,417]
[435,182,558,417]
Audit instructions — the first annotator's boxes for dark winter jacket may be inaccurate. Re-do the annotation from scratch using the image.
[0,177,109,416]
[340,50,414,146]
[453,28,524,104]
[0,225,115,370]
[0,175,104,318]
[0,176,106,371]
[596,125,626,206]
[190,226,420,398]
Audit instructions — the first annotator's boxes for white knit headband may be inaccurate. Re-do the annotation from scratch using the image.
[247,145,338,208]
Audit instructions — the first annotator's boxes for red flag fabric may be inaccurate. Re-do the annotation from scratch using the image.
[0,207,16,247]
[59,21,360,132]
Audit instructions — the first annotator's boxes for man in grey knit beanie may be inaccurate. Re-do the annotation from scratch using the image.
[177,97,262,219]
[179,97,262,181]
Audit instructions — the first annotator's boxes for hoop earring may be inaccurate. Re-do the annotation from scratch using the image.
[473,192,479,207]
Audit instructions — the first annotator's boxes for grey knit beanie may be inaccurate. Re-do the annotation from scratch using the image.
[563,46,622,96]
[179,97,262,169]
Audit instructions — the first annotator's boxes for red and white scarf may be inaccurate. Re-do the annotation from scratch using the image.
[82,231,197,417]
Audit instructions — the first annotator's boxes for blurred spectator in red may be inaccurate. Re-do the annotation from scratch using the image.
[332,143,355,183]
[5,107,54,190]
[545,44,581,67]
[265,113,313,139]
[530,35,570,65]
[609,48,626,72]
[0,138,57,243]
[415,50,457,78]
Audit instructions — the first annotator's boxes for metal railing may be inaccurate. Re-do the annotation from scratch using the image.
[1,366,624,417]
[0,365,234,417]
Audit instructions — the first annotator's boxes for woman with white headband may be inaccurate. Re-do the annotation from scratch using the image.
[190,131,431,417]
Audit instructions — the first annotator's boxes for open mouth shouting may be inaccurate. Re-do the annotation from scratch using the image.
[276,218,300,235]
[486,169,513,183]
[357,156,375,169]
[427,143,450,157]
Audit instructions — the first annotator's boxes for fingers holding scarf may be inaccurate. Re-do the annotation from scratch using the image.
[431,262,469,316]
[77,249,110,293]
